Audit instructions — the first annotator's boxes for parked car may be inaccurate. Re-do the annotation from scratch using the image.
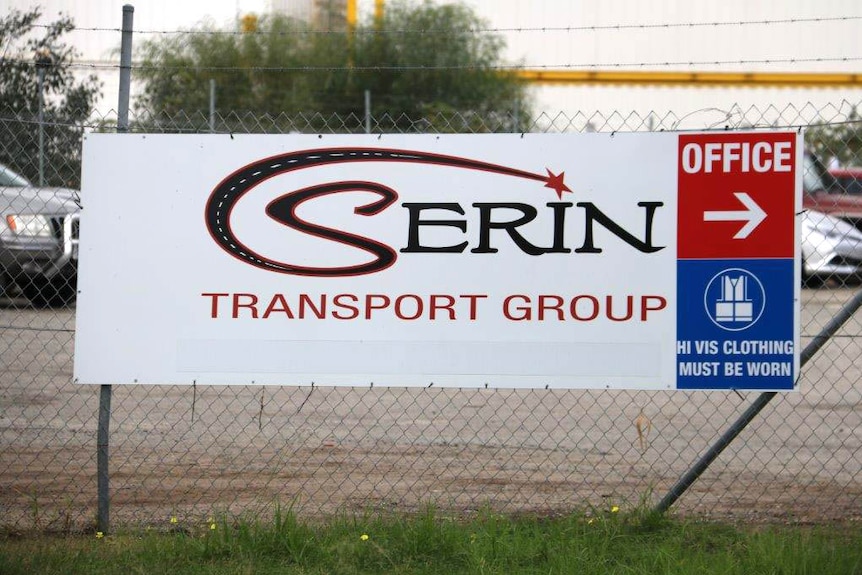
[801,209,862,283]
[0,163,80,306]
[801,151,862,285]
[803,152,862,224]
[829,167,862,195]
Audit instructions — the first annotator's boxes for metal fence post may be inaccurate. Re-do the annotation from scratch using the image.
[118,6,133,135]
[36,65,46,186]
[96,385,112,532]
[655,287,862,514]
[513,97,520,132]
[364,90,372,134]
[97,3,134,535]
[209,78,216,133]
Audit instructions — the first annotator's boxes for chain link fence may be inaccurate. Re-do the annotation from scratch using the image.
[1,101,861,534]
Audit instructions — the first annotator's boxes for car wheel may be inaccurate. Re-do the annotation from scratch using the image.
[23,277,77,308]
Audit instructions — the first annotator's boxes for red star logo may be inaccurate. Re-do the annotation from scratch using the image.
[544,169,572,199]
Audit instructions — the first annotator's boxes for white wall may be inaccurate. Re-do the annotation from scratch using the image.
[4,0,862,120]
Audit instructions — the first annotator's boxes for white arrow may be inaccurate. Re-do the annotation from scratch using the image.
[703,192,767,240]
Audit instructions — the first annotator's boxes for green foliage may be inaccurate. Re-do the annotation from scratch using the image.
[0,7,101,187]
[355,2,526,123]
[136,15,314,117]
[134,1,529,132]
[806,107,862,167]
[3,509,862,574]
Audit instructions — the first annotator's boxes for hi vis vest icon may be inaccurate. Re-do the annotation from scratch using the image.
[704,269,766,331]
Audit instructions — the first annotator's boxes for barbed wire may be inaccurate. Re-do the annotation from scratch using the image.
[3,111,862,132]
[29,15,862,37]
[6,55,862,73]
[0,325,75,333]
[0,117,94,128]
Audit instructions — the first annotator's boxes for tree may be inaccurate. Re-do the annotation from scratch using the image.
[0,8,101,188]
[806,107,862,168]
[135,14,316,124]
[352,1,529,131]
[134,0,529,132]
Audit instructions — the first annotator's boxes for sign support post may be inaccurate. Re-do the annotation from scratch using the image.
[656,286,862,514]
[97,3,134,536]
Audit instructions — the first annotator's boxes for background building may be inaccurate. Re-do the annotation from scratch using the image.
[268,0,348,29]
[3,0,862,122]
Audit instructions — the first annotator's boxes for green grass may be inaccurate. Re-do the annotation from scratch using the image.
[2,506,861,574]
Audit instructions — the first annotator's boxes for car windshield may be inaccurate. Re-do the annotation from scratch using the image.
[0,164,31,187]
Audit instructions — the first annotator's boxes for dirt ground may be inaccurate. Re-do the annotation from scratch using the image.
[1,286,860,532]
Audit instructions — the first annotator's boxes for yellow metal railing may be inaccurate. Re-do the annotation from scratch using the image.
[514,70,862,88]
[344,2,859,88]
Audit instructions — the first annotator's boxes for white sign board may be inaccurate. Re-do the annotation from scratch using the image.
[74,132,800,390]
